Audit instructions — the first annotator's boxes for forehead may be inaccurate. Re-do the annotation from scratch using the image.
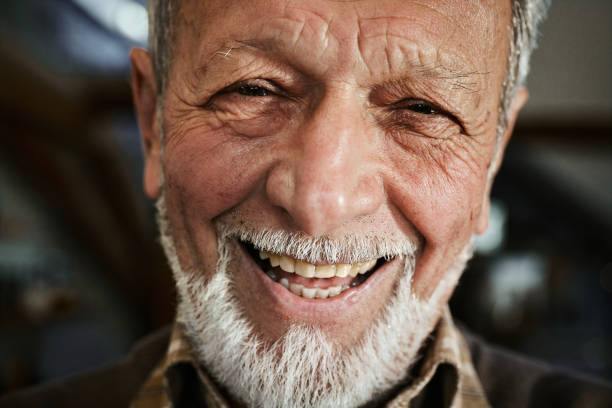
[172,0,510,96]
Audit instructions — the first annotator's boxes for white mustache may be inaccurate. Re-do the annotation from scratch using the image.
[216,223,420,265]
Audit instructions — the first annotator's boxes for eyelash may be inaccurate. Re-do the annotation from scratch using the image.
[229,80,441,111]
[237,84,271,97]
[234,86,442,117]
[201,81,277,109]
[217,82,463,133]
[392,99,442,115]
[392,100,465,132]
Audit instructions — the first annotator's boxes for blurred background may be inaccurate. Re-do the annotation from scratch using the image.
[0,0,610,395]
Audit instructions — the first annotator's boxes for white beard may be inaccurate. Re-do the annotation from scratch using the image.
[156,195,472,408]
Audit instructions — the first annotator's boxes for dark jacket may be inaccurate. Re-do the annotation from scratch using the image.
[1,326,611,407]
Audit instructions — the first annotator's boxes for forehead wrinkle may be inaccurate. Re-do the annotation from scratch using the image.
[413,63,490,95]
[192,5,359,82]
[193,19,336,78]
[283,5,335,50]
[193,40,264,77]
[355,14,481,77]
[357,32,488,100]
[182,1,495,108]
[200,40,477,83]
[187,39,299,97]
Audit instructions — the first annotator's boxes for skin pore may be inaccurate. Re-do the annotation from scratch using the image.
[131,0,527,405]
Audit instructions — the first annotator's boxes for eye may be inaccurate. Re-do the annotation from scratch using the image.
[237,84,271,97]
[380,97,466,137]
[403,102,441,115]
[400,100,441,115]
[394,99,464,129]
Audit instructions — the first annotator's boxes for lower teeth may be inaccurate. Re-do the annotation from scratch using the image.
[268,275,353,299]
[280,278,350,299]
[258,255,380,299]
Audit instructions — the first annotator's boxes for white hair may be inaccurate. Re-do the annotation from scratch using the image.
[499,0,551,133]
[156,194,474,407]
[226,226,418,265]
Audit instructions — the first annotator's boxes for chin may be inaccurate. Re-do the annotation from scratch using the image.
[156,194,472,407]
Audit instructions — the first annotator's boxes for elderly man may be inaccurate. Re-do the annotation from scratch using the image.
[2,0,611,407]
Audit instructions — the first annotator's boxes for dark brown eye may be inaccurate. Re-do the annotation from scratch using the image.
[238,85,270,97]
[405,102,439,115]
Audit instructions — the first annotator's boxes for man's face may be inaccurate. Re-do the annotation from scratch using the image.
[135,0,517,352]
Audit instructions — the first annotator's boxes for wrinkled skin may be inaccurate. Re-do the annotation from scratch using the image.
[131,0,526,347]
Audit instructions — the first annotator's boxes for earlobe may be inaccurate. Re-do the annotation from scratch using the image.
[130,48,162,199]
[475,198,490,235]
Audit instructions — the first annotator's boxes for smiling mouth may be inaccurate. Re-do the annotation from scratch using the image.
[241,241,386,299]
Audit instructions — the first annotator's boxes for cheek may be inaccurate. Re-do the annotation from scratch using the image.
[160,98,298,220]
[164,134,269,221]
[162,126,276,273]
[211,100,296,138]
[384,141,491,298]
[386,138,490,247]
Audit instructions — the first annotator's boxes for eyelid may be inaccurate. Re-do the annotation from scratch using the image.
[392,98,466,133]
[200,79,277,109]
[223,78,281,95]
[392,98,440,113]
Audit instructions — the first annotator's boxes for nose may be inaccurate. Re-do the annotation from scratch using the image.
[266,92,384,236]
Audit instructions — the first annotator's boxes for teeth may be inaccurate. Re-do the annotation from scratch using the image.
[295,260,315,278]
[359,259,377,274]
[283,283,346,299]
[289,283,302,296]
[328,286,341,297]
[279,256,295,273]
[258,250,382,299]
[302,287,316,299]
[269,254,281,267]
[314,264,335,278]
[315,288,329,299]
[258,250,378,279]
[335,264,350,277]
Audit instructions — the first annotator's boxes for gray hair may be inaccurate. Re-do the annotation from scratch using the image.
[499,0,551,133]
[146,0,175,96]
[146,0,550,131]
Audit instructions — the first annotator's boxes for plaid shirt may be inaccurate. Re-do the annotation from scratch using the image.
[130,306,489,408]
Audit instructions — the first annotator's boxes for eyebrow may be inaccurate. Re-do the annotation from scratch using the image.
[198,39,284,74]
[407,62,490,94]
[211,40,264,58]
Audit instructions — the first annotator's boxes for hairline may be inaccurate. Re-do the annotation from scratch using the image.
[147,0,550,145]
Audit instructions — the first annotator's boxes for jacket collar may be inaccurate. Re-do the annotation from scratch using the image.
[131,306,489,408]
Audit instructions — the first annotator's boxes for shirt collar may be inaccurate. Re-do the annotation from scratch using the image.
[131,306,489,408]
[386,307,489,408]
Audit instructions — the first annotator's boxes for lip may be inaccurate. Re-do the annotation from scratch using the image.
[234,239,403,323]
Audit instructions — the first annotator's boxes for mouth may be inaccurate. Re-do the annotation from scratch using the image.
[241,240,387,300]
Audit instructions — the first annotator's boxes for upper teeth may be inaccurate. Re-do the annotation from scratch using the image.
[259,251,377,278]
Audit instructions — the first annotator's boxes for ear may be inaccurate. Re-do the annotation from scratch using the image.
[130,47,162,199]
[475,87,529,234]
